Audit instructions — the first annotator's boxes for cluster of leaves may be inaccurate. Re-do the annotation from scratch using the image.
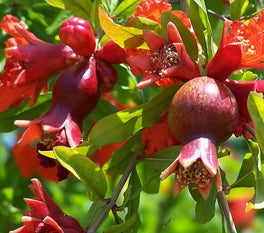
[2,0,264,232]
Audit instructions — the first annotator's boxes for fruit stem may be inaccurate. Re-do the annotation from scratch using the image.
[217,191,237,233]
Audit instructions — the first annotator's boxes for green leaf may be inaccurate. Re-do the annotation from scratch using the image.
[99,6,147,49]
[246,140,264,210]
[103,214,137,233]
[190,182,217,223]
[45,0,92,18]
[137,162,160,194]
[90,0,101,29]
[233,153,255,188]
[86,84,179,149]
[114,0,142,19]
[85,200,107,227]
[230,0,249,20]
[145,146,181,171]
[105,134,141,175]
[125,168,141,232]
[0,93,51,133]
[161,11,198,62]
[247,92,264,154]
[126,16,161,34]
[53,146,107,201]
[186,0,213,62]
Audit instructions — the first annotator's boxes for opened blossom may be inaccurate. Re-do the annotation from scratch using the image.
[0,15,81,112]
[127,22,200,88]
[10,178,83,233]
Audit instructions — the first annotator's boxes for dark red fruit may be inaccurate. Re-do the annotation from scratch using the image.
[168,76,238,145]
[161,76,239,199]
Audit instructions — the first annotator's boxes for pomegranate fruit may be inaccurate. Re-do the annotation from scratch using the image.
[160,76,239,199]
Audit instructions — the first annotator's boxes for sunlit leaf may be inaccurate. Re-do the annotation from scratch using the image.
[45,0,92,18]
[53,146,107,201]
[186,0,213,61]
[232,153,255,188]
[126,16,161,34]
[247,92,264,154]
[246,140,264,210]
[114,0,141,19]
[230,0,249,20]
[99,6,147,48]
[161,11,198,61]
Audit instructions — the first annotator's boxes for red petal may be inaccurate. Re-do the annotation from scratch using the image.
[137,73,161,88]
[126,55,153,71]
[207,43,242,80]
[143,30,166,51]
[167,22,182,43]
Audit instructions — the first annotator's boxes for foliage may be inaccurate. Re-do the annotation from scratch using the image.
[1,0,264,233]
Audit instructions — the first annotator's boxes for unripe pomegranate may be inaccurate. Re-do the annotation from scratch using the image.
[161,76,239,199]
[168,76,238,145]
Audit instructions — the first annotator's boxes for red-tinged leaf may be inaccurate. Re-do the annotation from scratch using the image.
[98,6,148,49]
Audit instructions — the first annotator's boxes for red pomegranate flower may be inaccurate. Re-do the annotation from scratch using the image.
[207,12,264,123]
[0,15,81,112]
[127,22,200,88]
[10,178,83,233]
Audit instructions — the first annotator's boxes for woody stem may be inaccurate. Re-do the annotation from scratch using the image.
[87,154,138,233]
[217,191,237,233]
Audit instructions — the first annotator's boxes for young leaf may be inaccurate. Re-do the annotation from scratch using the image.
[86,84,179,149]
[53,146,107,201]
[161,11,198,62]
[114,0,142,19]
[98,6,147,49]
[246,140,264,210]
[230,0,249,20]
[232,153,255,188]
[186,0,213,61]
[45,0,92,18]
[247,92,264,154]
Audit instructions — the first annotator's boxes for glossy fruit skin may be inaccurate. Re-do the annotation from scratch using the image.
[168,76,239,145]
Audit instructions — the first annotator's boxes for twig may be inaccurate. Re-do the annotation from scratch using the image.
[207,9,228,21]
[87,155,138,233]
[244,123,256,138]
[217,191,237,233]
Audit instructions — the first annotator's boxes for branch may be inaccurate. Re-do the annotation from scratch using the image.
[217,191,237,233]
[87,155,138,233]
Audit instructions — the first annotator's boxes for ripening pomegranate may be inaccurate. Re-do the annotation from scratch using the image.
[160,76,239,199]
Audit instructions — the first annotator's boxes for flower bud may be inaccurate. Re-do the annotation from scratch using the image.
[59,17,96,56]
